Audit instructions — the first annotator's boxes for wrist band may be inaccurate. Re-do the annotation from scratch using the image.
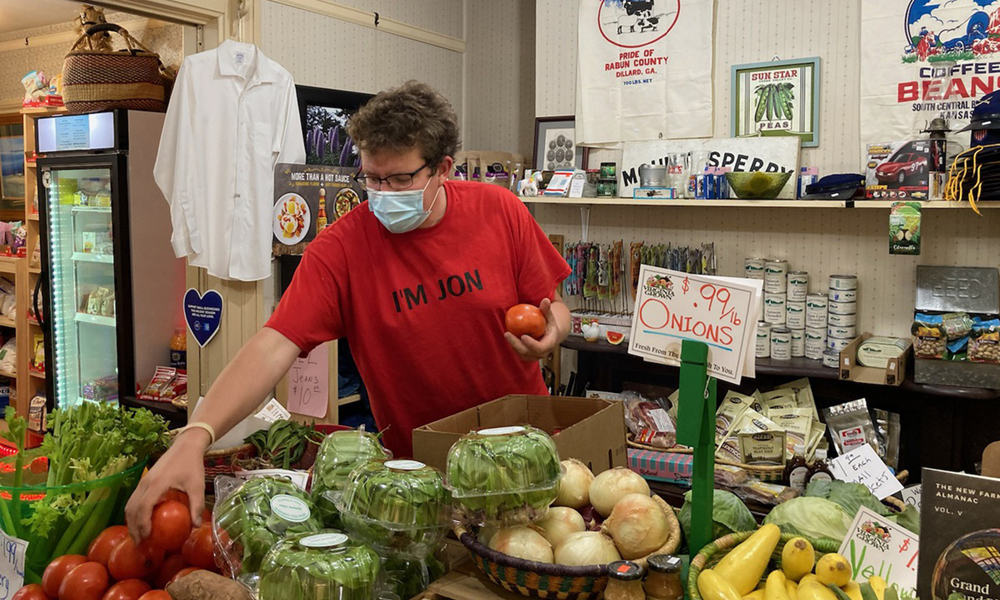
[179,422,216,446]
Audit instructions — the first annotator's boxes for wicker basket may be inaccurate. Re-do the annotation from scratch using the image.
[627,436,786,483]
[453,495,681,600]
[688,531,840,600]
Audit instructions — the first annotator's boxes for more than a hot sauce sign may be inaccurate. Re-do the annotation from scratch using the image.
[628,266,762,384]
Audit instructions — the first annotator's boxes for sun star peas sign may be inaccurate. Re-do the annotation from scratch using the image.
[628,266,762,384]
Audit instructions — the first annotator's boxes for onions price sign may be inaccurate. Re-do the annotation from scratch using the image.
[628,266,762,384]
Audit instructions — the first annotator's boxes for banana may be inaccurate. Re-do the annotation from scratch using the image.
[781,537,815,582]
[815,554,852,588]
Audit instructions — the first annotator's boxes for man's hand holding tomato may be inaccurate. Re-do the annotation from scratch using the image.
[504,293,571,362]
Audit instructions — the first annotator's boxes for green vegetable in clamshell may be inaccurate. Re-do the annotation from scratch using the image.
[337,459,451,557]
[310,429,390,527]
[213,476,323,586]
[258,530,380,600]
[382,552,446,600]
[445,425,562,525]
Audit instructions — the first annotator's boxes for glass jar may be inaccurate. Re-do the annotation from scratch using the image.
[605,561,646,600]
[644,555,684,600]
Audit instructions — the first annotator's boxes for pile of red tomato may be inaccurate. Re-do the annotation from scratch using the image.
[15,492,218,600]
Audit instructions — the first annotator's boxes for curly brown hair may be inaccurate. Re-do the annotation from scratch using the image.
[347,80,461,168]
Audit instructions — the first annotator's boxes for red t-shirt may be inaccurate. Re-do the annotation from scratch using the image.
[266,180,571,457]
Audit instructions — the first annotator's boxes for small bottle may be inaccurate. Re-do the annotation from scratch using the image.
[606,561,646,600]
[807,447,834,485]
[645,555,684,600]
[785,443,810,492]
[170,328,187,370]
[316,188,328,232]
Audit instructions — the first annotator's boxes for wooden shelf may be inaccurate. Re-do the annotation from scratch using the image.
[0,257,20,276]
[0,369,17,380]
[337,393,361,407]
[523,197,849,208]
[0,317,15,328]
[27,214,38,222]
[856,200,1000,209]
[28,371,45,380]
[27,267,40,274]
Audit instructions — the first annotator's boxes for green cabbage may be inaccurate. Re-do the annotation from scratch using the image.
[679,489,756,542]
[762,496,853,542]
[805,479,920,534]
[259,530,380,600]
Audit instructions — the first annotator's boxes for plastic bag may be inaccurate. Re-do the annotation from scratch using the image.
[622,390,676,449]
[912,313,947,359]
[0,338,16,373]
[969,319,1000,364]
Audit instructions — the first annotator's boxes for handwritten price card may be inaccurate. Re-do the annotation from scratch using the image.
[0,529,27,598]
[830,444,904,500]
[838,506,918,597]
[287,343,329,419]
[628,266,762,384]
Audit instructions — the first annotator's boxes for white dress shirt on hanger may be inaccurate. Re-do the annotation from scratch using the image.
[154,39,305,281]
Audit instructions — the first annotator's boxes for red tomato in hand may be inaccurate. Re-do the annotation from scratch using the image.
[59,562,109,600]
[108,537,164,581]
[101,579,151,600]
[137,592,171,600]
[167,567,202,587]
[149,500,192,553]
[87,526,129,568]
[505,304,546,340]
[11,583,48,600]
[152,554,189,589]
[181,524,216,570]
[159,490,189,507]
[41,554,87,598]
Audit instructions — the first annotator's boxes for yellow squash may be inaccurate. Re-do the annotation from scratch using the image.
[744,590,766,600]
[797,583,839,600]
[799,575,820,588]
[786,580,799,600]
[842,581,862,600]
[867,576,887,600]
[698,568,744,600]
[781,537,816,582]
[715,524,783,596]
[765,571,791,600]
[815,554,852,588]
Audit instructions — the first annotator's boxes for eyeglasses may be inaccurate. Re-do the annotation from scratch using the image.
[353,163,429,190]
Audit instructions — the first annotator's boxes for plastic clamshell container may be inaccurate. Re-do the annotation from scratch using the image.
[336,459,452,558]
[213,476,324,588]
[445,425,562,525]
[258,530,381,600]
[310,429,391,527]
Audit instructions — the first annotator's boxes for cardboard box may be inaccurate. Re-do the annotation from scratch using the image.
[838,333,911,386]
[865,141,930,200]
[412,395,627,475]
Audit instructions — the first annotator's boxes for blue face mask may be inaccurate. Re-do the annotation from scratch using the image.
[368,178,442,234]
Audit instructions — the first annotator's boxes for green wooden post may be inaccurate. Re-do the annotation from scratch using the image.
[675,339,718,558]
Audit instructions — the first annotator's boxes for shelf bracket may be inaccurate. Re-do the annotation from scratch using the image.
[580,206,591,243]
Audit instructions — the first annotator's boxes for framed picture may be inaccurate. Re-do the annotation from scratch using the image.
[533,116,589,171]
[731,57,820,147]
[0,121,25,203]
[297,85,374,168]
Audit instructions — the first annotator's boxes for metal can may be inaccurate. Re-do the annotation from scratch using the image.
[827,312,857,327]
[786,301,806,329]
[827,336,853,352]
[791,329,805,357]
[805,328,826,359]
[805,293,828,328]
[764,260,789,293]
[828,324,857,339]
[756,322,772,358]
[828,300,857,315]
[787,271,809,301]
[822,349,840,368]
[828,288,857,303]
[744,258,766,281]
[764,293,787,325]
[771,327,791,360]
[829,274,858,290]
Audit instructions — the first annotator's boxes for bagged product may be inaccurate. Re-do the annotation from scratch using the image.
[736,481,799,506]
[912,313,947,359]
[258,530,380,600]
[0,337,16,374]
[310,429,390,528]
[822,399,877,456]
[213,476,324,587]
[941,312,974,340]
[968,319,1000,364]
[777,378,820,420]
[623,391,676,448]
[716,408,780,464]
[713,391,753,451]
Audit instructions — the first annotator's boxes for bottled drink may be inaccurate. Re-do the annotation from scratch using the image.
[170,328,187,370]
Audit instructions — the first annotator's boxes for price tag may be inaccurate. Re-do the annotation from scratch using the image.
[255,398,292,424]
[829,444,904,500]
[287,344,329,419]
[900,485,921,511]
[0,530,27,598]
[628,266,763,384]
[838,506,918,597]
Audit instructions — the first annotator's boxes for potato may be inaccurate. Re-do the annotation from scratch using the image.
[166,570,252,600]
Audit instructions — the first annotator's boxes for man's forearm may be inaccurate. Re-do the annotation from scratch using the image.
[180,327,302,450]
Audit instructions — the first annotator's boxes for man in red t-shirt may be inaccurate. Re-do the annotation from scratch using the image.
[125,80,572,539]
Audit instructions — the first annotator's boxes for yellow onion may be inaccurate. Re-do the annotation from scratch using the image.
[555,459,595,509]
[554,531,621,566]
[488,526,553,564]
[601,493,668,559]
[589,467,650,517]
[536,507,586,548]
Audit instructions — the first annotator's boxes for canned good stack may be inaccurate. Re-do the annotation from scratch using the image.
[824,275,858,367]
[597,162,617,197]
